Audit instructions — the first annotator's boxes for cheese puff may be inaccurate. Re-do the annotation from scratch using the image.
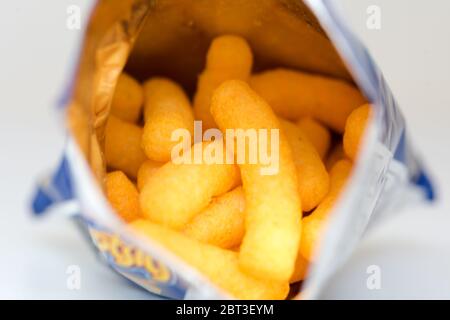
[205,35,253,76]
[105,115,146,179]
[280,119,330,212]
[110,72,144,123]
[300,160,353,261]
[105,171,141,223]
[343,104,373,160]
[250,69,367,133]
[211,80,302,283]
[137,159,163,191]
[131,220,289,300]
[290,254,309,284]
[140,140,241,230]
[183,187,245,249]
[142,78,195,162]
[296,117,331,159]
[194,35,253,129]
[326,142,346,170]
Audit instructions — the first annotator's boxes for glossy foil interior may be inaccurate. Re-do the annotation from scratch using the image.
[126,0,352,93]
[66,0,354,185]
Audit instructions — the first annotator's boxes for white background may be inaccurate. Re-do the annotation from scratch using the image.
[0,0,449,299]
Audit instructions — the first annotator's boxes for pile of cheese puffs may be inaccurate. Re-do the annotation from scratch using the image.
[104,35,371,299]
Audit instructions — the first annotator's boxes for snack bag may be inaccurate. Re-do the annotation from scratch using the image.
[32,0,434,299]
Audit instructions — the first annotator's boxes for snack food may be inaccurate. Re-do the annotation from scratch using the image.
[300,159,353,261]
[194,35,253,129]
[140,140,241,230]
[132,220,289,300]
[104,115,147,178]
[32,0,434,302]
[280,118,330,212]
[105,171,141,223]
[211,80,302,283]
[291,254,309,284]
[326,142,346,170]
[296,117,331,159]
[137,159,163,191]
[183,186,245,249]
[110,72,144,123]
[250,69,367,133]
[343,104,373,161]
[142,78,195,162]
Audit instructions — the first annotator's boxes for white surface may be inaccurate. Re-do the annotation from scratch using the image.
[0,0,449,299]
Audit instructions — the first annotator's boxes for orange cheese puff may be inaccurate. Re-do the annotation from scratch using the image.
[343,104,373,161]
[290,254,309,284]
[326,142,346,170]
[300,160,353,261]
[137,159,163,191]
[110,72,144,123]
[250,69,367,133]
[194,35,253,129]
[205,35,253,76]
[131,220,289,300]
[105,171,141,223]
[211,80,302,283]
[105,115,146,179]
[184,187,245,249]
[296,117,331,159]
[142,78,195,162]
[280,119,330,212]
[140,141,241,230]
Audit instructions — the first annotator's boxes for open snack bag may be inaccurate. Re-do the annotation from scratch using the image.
[32,0,434,300]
